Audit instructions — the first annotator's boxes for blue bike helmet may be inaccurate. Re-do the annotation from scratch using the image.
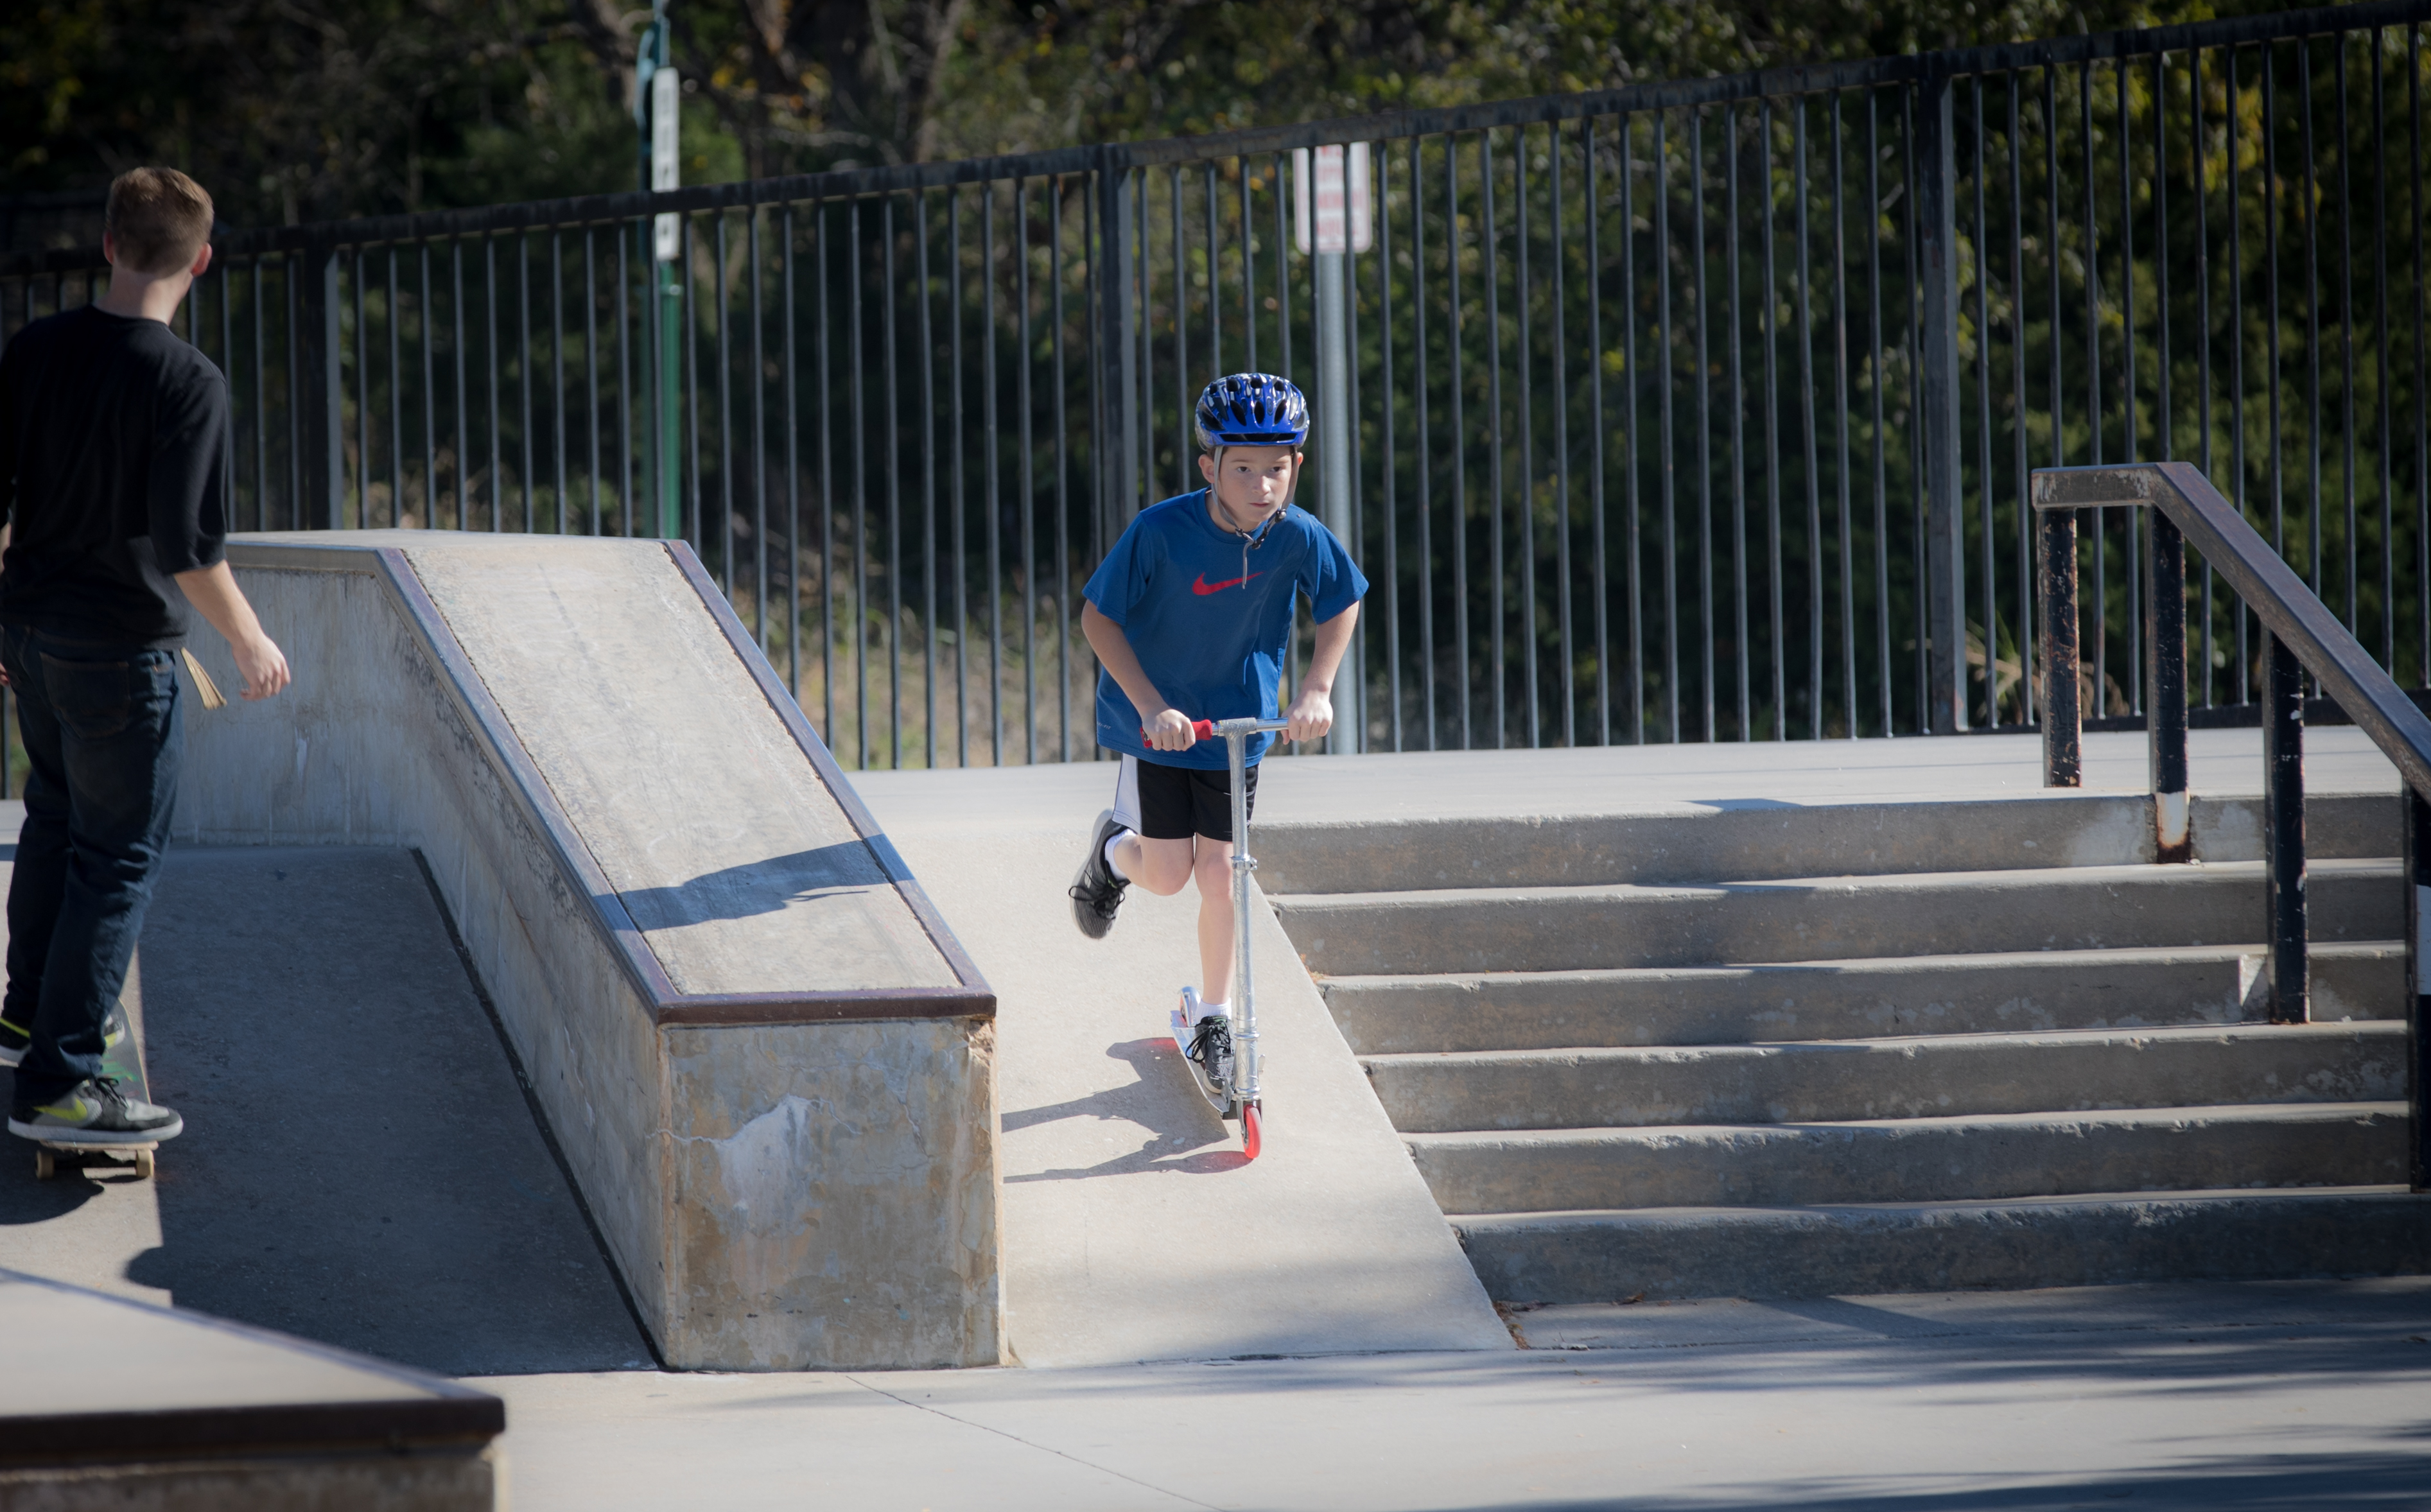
[1195,372,1309,450]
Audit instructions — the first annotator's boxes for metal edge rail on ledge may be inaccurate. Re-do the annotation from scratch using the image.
[2030,460,2430,1193]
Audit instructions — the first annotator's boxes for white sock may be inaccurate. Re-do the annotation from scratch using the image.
[1103,830,1134,881]
[1195,1000,1230,1023]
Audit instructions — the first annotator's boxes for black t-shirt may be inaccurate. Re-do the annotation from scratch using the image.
[0,306,229,646]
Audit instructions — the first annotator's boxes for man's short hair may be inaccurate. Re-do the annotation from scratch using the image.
[105,168,214,277]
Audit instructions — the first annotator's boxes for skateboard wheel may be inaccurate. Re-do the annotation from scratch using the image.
[134,1151,155,1181]
[1241,1102,1262,1161]
[34,1149,55,1181]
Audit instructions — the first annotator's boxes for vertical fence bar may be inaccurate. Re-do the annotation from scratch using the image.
[882,196,904,767]
[1834,93,1857,736]
[1621,119,1644,745]
[1727,105,1752,743]
[1382,143,1405,751]
[1449,136,1472,749]
[1974,80,1997,726]
[1917,70,1966,734]
[914,194,936,766]
[1654,114,1678,743]
[1549,123,1574,750]
[1691,110,1714,744]
[1762,100,1786,741]
[1872,91,1894,738]
[1795,100,1824,738]
[1484,131,1509,748]
[1409,140,1438,748]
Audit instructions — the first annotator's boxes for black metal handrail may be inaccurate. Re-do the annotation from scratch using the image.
[2031,459,2430,1193]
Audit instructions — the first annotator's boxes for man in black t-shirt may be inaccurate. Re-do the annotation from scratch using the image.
[0,167,290,1151]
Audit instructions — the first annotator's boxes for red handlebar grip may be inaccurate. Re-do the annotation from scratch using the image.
[1140,719,1219,745]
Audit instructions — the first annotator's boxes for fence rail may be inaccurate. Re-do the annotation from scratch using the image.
[6,0,2431,774]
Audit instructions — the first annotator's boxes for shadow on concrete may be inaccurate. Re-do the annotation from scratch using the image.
[0,1070,105,1227]
[613,842,880,930]
[120,846,654,1377]
[1003,1038,1242,1181]
[1410,1447,2431,1510]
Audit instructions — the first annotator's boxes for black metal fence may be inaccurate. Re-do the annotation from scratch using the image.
[5,1,2430,772]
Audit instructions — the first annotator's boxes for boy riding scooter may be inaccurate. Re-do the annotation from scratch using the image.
[1066,373,1368,1149]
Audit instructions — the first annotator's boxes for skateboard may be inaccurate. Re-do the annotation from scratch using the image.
[31,1012,160,1182]
[1143,715,1289,1161]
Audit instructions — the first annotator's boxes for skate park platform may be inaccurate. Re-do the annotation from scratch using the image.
[0,1267,503,1509]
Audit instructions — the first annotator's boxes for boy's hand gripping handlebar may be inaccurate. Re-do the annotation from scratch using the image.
[1138,717,1292,747]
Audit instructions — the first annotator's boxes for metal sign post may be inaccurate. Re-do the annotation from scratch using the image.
[1294,144,1371,755]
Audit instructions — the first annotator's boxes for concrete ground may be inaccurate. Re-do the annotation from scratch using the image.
[475,1276,2431,1511]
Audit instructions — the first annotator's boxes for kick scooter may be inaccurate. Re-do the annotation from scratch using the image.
[1143,715,1290,1161]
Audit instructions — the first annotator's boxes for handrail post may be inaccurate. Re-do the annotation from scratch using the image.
[2038,506,2081,787]
[2263,631,2308,1023]
[2145,511,2190,860]
[1915,69,1968,734]
[2406,788,2430,1192]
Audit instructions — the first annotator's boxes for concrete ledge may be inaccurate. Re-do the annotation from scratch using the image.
[1457,1188,2431,1303]
[1408,1101,2411,1211]
[0,1269,500,1510]
[174,533,1000,1369]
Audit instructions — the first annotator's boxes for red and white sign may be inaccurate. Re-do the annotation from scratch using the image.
[1293,144,1372,256]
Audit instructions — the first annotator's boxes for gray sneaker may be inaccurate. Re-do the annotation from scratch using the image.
[0,1006,127,1071]
[1067,809,1131,940]
[9,1076,182,1146]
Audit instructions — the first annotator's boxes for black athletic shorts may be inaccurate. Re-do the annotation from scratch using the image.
[1115,754,1259,842]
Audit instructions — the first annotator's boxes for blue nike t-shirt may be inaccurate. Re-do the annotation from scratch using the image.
[1084,490,1369,770]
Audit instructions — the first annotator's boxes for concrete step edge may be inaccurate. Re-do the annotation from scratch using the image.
[1446,1183,2425,1228]
[1273,856,2398,913]
[1361,1020,2411,1072]
[1403,1100,2409,1152]
[1318,939,2404,993]
[1447,1186,2431,1302]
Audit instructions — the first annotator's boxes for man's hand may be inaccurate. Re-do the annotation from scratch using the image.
[230,632,291,700]
[173,561,290,702]
[1285,686,1334,745]
[1144,706,1199,752]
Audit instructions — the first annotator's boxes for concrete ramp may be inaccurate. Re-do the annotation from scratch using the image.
[175,532,1000,1370]
[852,763,1510,1367]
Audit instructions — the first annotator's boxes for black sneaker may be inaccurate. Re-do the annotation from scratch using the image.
[8,1076,182,1146]
[1068,808,1131,939]
[1185,1012,1235,1093]
[0,1006,125,1071]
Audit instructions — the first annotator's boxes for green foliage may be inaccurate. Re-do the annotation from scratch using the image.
[3,0,2305,232]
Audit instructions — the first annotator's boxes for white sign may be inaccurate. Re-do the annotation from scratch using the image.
[1293,143,1372,256]
[651,67,681,262]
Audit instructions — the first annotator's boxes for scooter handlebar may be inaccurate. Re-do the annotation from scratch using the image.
[1140,720,1218,747]
[1138,717,1289,747]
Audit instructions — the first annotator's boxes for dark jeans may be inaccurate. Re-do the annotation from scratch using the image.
[2,625,182,1106]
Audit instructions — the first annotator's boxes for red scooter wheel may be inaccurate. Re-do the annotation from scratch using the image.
[1241,1102,1263,1161]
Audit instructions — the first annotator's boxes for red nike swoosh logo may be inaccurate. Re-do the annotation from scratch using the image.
[1192,571,1261,595]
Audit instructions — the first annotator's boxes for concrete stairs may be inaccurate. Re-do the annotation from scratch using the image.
[1259,791,2431,1302]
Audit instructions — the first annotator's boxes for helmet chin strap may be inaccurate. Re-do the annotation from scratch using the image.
[1207,449,1298,548]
